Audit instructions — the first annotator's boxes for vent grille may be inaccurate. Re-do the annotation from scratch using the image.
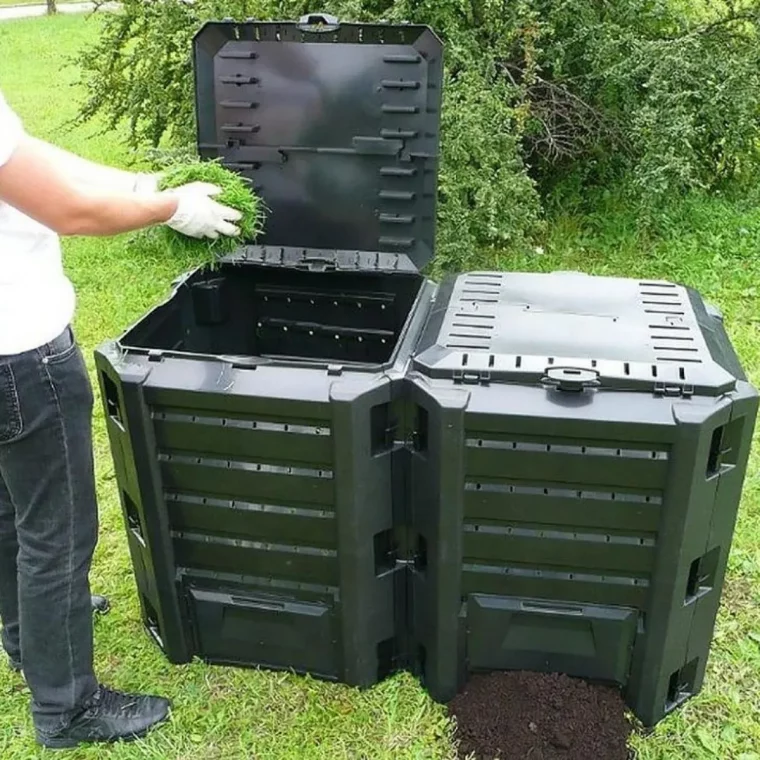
[441,274,505,350]
[638,282,702,365]
[416,273,727,391]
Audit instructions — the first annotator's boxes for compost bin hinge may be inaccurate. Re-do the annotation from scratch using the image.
[654,382,695,398]
[452,369,491,386]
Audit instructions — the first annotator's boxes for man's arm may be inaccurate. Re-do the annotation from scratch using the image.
[0,136,174,236]
[0,135,240,239]
[26,136,153,194]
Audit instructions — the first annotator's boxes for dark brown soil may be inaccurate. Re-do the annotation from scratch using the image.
[449,671,632,760]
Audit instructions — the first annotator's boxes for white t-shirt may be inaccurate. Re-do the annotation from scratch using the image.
[0,91,75,355]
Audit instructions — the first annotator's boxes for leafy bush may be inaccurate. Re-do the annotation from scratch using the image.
[76,0,760,270]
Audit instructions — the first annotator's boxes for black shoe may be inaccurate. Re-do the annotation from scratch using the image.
[91,594,111,616]
[36,686,171,749]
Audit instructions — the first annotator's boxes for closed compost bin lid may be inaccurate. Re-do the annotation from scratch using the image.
[412,271,741,397]
[193,14,444,272]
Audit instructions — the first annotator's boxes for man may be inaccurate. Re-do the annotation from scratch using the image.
[0,90,241,748]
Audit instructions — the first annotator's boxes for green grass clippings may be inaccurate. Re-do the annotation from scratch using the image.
[138,159,264,269]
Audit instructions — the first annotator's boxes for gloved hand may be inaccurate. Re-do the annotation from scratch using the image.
[164,182,242,240]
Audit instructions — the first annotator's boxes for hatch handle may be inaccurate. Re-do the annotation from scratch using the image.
[542,366,601,393]
[298,13,340,32]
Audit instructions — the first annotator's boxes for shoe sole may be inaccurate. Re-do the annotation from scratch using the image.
[37,710,171,750]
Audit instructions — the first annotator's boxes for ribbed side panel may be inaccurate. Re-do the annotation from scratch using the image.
[461,433,666,609]
[151,403,338,584]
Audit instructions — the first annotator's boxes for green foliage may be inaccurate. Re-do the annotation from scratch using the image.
[135,160,264,269]
[535,0,760,207]
[76,0,760,270]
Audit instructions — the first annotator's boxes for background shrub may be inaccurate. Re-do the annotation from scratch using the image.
[77,0,760,270]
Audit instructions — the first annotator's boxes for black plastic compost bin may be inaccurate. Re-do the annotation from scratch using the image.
[95,14,444,688]
[95,13,758,728]
[406,271,758,725]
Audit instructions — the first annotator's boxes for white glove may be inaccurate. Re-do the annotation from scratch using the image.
[133,173,160,194]
[164,182,242,240]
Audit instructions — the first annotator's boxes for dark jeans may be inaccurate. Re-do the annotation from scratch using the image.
[0,327,98,734]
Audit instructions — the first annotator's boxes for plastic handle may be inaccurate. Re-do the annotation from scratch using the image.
[297,13,340,32]
[542,366,601,393]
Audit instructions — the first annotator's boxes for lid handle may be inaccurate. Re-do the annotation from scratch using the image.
[297,13,340,32]
[542,367,601,393]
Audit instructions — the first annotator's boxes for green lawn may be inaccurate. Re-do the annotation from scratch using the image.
[0,13,759,760]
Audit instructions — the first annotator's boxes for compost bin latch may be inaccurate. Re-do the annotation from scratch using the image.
[542,367,600,393]
[297,13,340,32]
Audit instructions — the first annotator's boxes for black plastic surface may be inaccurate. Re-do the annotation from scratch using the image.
[96,243,435,690]
[193,20,443,270]
[466,596,638,684]
[98,264,757,728]
[406,270,759,727]
[189,586,339,677]
[413,272,738,396]
[124,262,423,365]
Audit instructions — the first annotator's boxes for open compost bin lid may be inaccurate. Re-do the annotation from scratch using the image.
[193,13,444,272]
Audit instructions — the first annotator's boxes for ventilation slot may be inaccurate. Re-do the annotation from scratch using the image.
[370,403,393,456]
[640,282,677,289]
[706,426,724,477]
[665,659,699,712]
[685,547,720,604]
[374,530,397,576]
[142,595,164,650]
[102,373,123,427]
[123,492,145,547]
